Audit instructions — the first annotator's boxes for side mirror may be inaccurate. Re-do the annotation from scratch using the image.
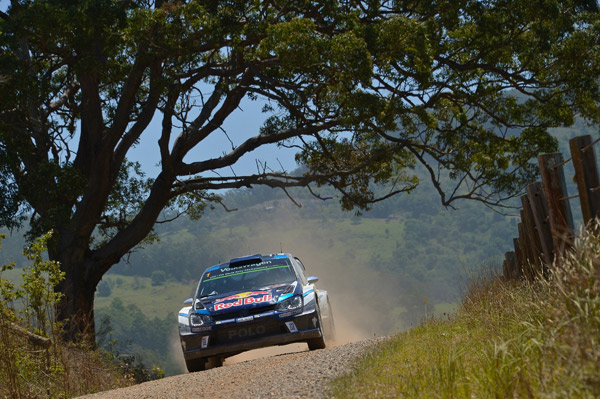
[183,298,193,306]
[307,276,319,284]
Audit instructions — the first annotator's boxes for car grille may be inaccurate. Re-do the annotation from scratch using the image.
[212,304,277,321]
[213,320,286,345]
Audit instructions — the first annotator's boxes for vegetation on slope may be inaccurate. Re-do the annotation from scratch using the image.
[0,233,135,398]
[329,223,600,399]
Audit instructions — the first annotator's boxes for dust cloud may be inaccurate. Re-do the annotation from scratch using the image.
[218,216,405,367]
[181,211,409,368]
[169,328,187,371]
[218,253,386,366]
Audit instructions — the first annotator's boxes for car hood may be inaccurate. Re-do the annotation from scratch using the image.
[200,283,297,314]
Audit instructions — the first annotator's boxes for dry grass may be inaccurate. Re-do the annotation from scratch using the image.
[0,326,134,399]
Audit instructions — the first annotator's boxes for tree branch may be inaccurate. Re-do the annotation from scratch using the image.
[114,59,163,167]
[180,121,337,175]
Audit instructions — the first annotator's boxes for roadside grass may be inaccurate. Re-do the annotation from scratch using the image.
[328,224,600,399]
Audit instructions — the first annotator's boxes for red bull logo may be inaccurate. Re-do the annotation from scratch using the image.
[215,291,269,303]
[214,294,272,311]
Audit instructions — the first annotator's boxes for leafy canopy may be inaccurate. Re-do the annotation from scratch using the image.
[0,0,597,256]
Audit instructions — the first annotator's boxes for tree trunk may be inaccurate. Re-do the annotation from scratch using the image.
[55,266,99,344]
[51,172,176,343]
[53,241,102,344]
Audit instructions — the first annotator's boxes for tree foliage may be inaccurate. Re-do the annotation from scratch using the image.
[0,0,598,339]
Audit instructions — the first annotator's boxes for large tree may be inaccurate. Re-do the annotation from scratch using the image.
[0,0,598,340]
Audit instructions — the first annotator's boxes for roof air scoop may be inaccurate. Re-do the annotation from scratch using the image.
[228,254,263,268]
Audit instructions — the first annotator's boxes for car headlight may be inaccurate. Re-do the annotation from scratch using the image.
[276,295,303,312]
[189,313,212,327]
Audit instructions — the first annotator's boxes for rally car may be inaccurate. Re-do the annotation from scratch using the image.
[177,253,335,372]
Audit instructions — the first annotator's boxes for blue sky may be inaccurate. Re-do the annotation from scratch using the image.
[126,97,299,177]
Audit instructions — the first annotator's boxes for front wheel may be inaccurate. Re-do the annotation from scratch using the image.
[185,356,223,372]
[207,356,224,368]
[185,357,207,373]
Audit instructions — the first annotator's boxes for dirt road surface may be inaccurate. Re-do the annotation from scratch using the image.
[79,339,378,399]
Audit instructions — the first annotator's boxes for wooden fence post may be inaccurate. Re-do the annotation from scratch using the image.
[518,220,535,279]
[504,252,513,280]
[513,237,524,280]
[506,251,518,280]
[513,237,527,279]
[569,135,600,225]
[526,182,554,267]
[538,153,574,258]
[520,195,543,275]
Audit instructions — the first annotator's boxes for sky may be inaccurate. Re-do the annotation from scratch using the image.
[126,98,299,177]
[0,0,300,178]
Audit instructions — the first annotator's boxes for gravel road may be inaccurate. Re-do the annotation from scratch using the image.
[79,339,379,399]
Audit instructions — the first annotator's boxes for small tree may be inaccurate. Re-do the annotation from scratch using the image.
[0,232,63,396]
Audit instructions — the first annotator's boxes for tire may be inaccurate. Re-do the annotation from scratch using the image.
[307,305,326,350]
[185,356,224,372]
[185,357,207,373]
[207,356,224,368]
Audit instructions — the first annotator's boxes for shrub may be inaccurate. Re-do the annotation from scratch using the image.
[0,232,133,398]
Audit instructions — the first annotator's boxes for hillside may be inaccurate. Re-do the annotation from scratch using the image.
[0,177,516,376]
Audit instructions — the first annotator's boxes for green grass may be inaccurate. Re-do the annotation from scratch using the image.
[328,225,600,399]
[94,276,196,317]
[211,214,404,261]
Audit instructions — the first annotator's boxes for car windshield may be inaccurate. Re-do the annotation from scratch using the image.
[198,259,296,298]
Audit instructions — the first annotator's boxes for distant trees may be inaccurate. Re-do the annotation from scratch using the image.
[96,297,177,376]
[1,0,598,341]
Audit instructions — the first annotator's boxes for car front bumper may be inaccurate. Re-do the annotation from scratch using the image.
[180,308,321,360]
